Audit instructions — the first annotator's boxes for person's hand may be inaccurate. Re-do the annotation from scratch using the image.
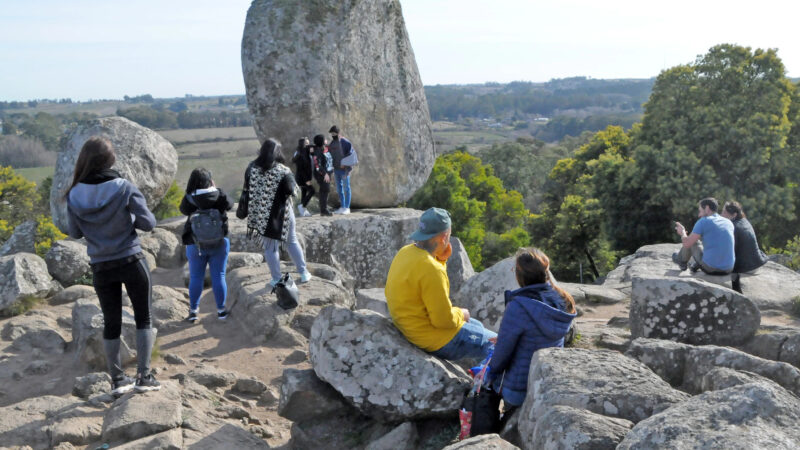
[324,174,330,183]
[674,221,686,237]
[461,308,471,322]
[306,181,312,186]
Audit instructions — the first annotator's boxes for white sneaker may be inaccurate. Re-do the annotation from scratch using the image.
[298,205,306,216]
[303,209,312,217]
[341,208,350,215]
[333,207,345,215]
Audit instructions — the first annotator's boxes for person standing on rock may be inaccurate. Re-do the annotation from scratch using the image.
[65,137,161,395]
[292,137,315,217]
[180,168,234,323]
[721,201,768,293]
[311,134,333,216]
[238,138,312,286]
[672,197,735,275]
[491,248,576,410]
[328,125,353,215]
[385,207,496,361]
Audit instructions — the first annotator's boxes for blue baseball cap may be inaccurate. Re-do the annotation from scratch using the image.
[409,207,451,241]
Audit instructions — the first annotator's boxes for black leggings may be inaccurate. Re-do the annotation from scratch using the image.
[300,184,315,207]
[315,177,331,213]
[93,257,153,339]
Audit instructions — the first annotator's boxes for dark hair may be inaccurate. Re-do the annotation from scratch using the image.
[297,137,309,152]
[313,134,325,147]
[723,201,745,219]
[329,125,339,134]
[67,137,116,195]
[699,197,719,212]
[514,247,576,314]
[186,168,213,194]
[253,138,284,170]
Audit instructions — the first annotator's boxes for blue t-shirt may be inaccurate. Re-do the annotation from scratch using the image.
[691,214,735,271]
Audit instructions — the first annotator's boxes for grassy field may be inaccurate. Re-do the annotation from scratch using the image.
[157,126,256,145]
[434,129,514,153]
[15,166,54,185]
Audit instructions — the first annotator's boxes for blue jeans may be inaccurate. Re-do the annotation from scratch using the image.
[186,238,229,312]
[334,169,351,209]
[264,207,307,281]
[430,318,497,361]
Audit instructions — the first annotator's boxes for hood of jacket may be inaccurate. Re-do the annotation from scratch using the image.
[67,178,129,225]
[188,187,221,209]
[504,283,576,340]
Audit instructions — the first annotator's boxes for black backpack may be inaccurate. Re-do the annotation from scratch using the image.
[186,195,224,251]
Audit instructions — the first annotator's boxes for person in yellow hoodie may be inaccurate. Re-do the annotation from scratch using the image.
[386,207,496,360]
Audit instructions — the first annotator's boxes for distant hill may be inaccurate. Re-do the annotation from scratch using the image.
[424,77,655,142]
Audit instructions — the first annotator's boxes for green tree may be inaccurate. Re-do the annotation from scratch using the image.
[19,112,62,151]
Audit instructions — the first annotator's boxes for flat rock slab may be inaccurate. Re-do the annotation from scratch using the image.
[630,276,760,346]
[618,381,800,449]
[101,381,182,444]
[355,288,389,316]
[529,405,633,450]
[443,433,519,449]
[309,306,471,422]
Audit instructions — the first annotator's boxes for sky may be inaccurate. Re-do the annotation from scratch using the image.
[1,0,799,101]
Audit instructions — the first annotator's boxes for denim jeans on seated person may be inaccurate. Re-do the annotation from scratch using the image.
[430,318,497,361]
[186,237,230,312]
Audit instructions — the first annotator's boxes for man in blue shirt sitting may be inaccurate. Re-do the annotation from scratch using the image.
[672,197,735,274]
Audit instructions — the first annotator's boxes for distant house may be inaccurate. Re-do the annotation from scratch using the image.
[488,123,503,128]
[535,117,549,122]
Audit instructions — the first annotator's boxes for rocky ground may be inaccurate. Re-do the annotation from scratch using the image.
[3,212,800,449]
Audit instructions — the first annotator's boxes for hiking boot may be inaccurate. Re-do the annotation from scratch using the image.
[111,375,135,396]
[671,252,688,271]
[217,310,229,320]
[299,270,312,284]
[689,262,701,273]
[186,311,198,323]
[135,373,161,392]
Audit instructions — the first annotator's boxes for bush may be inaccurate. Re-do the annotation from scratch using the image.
[0,135,56,168]
[152,181,183,220]
[34,215,66,258]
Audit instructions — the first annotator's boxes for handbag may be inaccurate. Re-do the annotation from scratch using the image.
[272,273,299,310]
[341,149,358,166]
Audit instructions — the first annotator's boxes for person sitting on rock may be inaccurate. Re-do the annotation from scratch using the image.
[311,134,333,217]
[721,201,768,293]
[672,197,735,275]
[65,137,160,395]
[238,138,312,287]
[385,207,496,360]
[490,248,576,410]
[180,168,234,323]
[292,137,315,217]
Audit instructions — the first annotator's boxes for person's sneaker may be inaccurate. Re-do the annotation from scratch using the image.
[268,279,281,289]
[111,375,135,396]
[135,373,161,392]
[298,204,306,216]
[299,270,312,284]
[333,207,344,215]
[217,310,229,320]
[341,208,350,215]
[185,311,198,323]
[303,209,313,217]
[671,252,688,271]
[689,262,701,273]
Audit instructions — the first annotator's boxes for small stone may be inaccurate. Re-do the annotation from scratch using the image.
[163,353,186,365]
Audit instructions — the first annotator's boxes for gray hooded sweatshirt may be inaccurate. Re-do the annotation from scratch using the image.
[67,177,156,264]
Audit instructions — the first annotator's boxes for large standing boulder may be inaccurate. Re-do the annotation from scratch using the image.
[242,0,435,207]
[446,237,475,295]
[517,348,689,448]
[50,116,178,233]
[2,310,68,354]
[617,381,800,449]
[309,306,471,422]
[629,276,760,346]
[0,252,60,312]
[45,239,90,285]
[0,220,37,257]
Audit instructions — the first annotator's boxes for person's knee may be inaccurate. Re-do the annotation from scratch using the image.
[103,324,122,340]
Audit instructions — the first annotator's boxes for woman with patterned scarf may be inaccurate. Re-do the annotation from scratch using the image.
[237,138,312,286]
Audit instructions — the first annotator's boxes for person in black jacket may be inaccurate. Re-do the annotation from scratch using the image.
[292,137,315,217]
[311,134,333,216]
[722,201,768,293]
[238,138,312,286]
[180,168,234,322]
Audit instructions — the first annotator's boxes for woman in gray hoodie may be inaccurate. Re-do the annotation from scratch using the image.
[66,137,160,395]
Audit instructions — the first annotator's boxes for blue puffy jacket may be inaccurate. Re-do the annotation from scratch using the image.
[491,283,576,392]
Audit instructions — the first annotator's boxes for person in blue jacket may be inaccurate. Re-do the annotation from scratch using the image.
[491,248,576,409]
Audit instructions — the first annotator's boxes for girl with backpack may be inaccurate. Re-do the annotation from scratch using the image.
[237,138,312,287]
[65,137,160,395]
[491,248,576,411]
[180,168,234,323]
